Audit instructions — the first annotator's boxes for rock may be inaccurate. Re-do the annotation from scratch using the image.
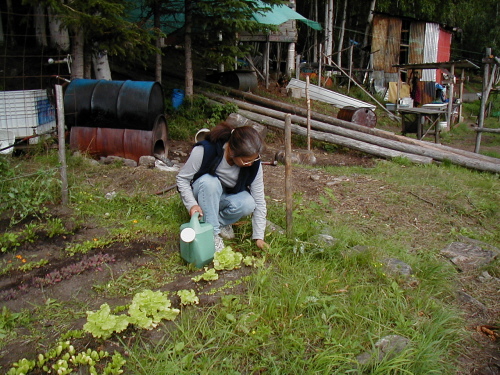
[105,191,117,200]
[456,291,487,311]
[266,220,285,235]
[383,258,413,277]
[100,155,136,167]
[101,155,123,164]
[153,153,174,167]
[342,245,371,258]
[123,158,137,167]
[275,149,317,165]
[325,176,350,186]
[139,155,156,168]
[440,240,498,271]
[155,160,180,172]
[478,271,496,283]
[382,258,419,286]
[309,174,321,181]
[356,335,410,365]
[309,233,338,247]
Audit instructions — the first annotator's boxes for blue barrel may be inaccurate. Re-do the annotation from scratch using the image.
[64,79,100,128]
[91,80,126,128]
[64,79,165,131]
[172,89,185,109]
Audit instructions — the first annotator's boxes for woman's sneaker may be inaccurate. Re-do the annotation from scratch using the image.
[219,225,235,240]
[214,234,225,252]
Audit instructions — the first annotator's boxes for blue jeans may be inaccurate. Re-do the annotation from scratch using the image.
[192,174,256,235]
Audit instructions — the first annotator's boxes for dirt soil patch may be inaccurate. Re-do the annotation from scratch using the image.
[0,138,498,374]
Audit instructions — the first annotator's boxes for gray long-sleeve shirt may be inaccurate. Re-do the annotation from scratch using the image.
[176,143,267,240]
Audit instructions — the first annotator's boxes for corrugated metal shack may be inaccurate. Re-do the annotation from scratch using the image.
[370,13,455,106]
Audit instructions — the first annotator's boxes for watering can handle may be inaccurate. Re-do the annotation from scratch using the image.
[190,211,205,228]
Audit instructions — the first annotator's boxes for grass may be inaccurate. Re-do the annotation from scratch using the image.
[0,99,499,373]
[120,159,496,373]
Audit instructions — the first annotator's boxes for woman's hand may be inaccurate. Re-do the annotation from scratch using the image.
[189,205,203,217]
[255,239,269,250]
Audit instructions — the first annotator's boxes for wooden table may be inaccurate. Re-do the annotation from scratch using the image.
[399,107,446,143]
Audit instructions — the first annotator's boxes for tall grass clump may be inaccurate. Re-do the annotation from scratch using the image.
[0,154,60,226]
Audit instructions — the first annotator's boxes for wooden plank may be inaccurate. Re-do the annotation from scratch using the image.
[286,78,376,110]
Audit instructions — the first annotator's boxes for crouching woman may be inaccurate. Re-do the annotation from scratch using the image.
[176,122,268,252]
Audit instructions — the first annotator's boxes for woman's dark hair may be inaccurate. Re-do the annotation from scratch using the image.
[206,121,263,157]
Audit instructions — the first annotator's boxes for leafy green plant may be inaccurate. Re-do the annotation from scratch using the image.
[206,101,239,127]
[84,303,129,340]
[0,306,29,339]
[84,290,180,339]
[44,217,70,238]
[65,238,114,256]
[7,340,126,375]
[213,246,243,270]
[192,267,219,282]
[18,258,48,272]
[128,289,180,329]
[0,168,59,225]
[0,232,20,253]
[177,289,199,306]
[167,95,239,141]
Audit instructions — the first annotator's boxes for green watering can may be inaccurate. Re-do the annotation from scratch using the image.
[179,212,215,268]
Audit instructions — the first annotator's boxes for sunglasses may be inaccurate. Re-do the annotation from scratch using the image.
[238,155,261,166]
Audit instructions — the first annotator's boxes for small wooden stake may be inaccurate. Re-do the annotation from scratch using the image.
[284,114,293,237]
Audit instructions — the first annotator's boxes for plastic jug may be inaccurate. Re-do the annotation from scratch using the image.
[179,212,215,268]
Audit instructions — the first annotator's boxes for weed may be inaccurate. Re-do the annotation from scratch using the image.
[44,217,69,238]
[0,167,59,225]
[0,232,20,253]
[0,307,26,338]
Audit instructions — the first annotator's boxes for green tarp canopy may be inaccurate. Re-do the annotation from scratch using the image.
[252,1,322,31]
[127,0,321,34]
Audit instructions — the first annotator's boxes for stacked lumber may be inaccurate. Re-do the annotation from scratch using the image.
[201,90,500,174]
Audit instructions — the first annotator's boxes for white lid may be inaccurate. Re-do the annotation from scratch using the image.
[180,227,196,243]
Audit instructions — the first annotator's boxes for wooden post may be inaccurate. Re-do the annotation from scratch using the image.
[459,69,465,122]
[265,35,270,89]
[475,48,491,153]
[396,67,401,111]
[318,44,322,88]
[284,114,293,237]
[55,84,68,206]
[446,63,455,129]
[295,53,300,80]
[348,43,353,93]
[306,76,311,151]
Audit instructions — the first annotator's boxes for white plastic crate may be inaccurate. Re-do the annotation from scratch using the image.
[0,89,56,141]
[0,129,15,154]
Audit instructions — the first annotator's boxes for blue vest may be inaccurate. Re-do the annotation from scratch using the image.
[192,140,260,194]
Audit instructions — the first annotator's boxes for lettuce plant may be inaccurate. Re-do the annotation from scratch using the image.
[83,304,129,340]
[128,290,180,329]
[213,246,243,271]
[192,268,219,282]
[177,289,199,305]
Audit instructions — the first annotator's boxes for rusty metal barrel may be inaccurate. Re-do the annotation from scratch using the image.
[65,79,167,162]
[219,70,258,91]
[337,106,377,128]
